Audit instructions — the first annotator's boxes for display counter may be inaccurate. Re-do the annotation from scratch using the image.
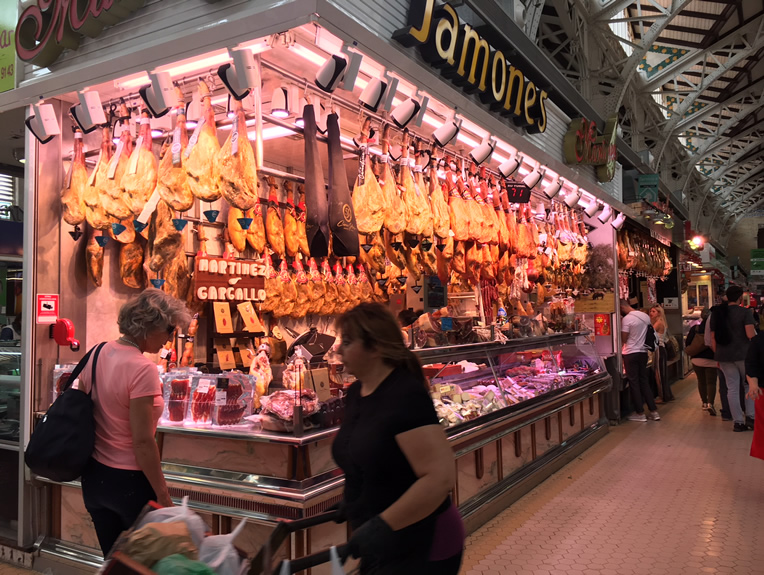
[40,332,610,572]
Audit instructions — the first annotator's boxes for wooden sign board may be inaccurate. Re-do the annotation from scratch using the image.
[195,256,266,302]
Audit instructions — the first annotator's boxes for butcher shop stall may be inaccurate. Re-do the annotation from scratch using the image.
[7,0,631,572]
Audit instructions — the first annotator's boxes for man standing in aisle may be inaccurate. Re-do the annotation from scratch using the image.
[621,299,660,422]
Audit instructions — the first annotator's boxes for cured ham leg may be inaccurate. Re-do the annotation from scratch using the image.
[61,130,86,225]
[428,149,450,240]
[352,117,385,234]
[272,260,297,318]
[290,259,311,318]
[120,241,145,289]
[227,206,247,253]
[400,132,430,237]
[217,98,259,210]
[327,112,359,257]
[265,176,286,257]
[260,253,282,314]
[303,103,330,257]
[283,181,300,258]
[295,184,310,257]
[164,245,191,301]
[320,260,339,316]
[157,86,194,211]
[306,258,326,315]
[83,127,114,230]
[122,112,158,216]
[98,111,134,221]
[245,201,266,254]
[148,200,182,272]
[185,80,221,202]
[86,232,104,287]
[379,125,406,235]
[447,161,469,241]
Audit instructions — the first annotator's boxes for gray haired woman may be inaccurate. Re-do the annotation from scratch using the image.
[77,288,191,555]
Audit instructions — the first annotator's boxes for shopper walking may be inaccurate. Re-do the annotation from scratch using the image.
[706,304,733,420]
[710,286,757,432]
[686,307,717,415]
[621,300,660,422]
[746,332,763,458]
[649,304,674,402]
[77,288,191,555]
[333,303,464,574]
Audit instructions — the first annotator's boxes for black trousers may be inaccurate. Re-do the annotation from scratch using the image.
[81,458,156,556]
[624,352,656,414]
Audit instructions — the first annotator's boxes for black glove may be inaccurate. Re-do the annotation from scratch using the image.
[345,515,397,561]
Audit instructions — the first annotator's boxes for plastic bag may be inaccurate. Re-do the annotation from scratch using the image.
[198,518,248,575]
[152,554,216,575]
[123,521,197,567]
[279,546,345,575]
[137,496,208,548]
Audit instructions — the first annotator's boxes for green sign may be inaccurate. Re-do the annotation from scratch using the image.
[0,3,16,93]
[751,249,764,276]
[638,174,660,203]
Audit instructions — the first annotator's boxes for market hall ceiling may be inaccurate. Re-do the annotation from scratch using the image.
[528,0,764,244]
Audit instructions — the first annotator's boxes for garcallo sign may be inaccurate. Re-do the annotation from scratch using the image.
[15,0,146,68]
[393,0,549,134]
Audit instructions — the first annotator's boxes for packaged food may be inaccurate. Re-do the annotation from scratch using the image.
[212,373,254,427]
[160,369,199,425]
[52,364,77,403]
[189,377,217,425]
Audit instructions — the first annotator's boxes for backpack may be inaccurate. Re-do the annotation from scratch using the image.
[643,322,657,352]
[685,323,709,357]
[24,342,106,482]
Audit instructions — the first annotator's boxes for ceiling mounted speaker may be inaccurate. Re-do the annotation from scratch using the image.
[70,90,107,133]
[315,54,348,93]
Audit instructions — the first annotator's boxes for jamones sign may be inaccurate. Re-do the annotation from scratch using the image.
[394,0,549,134]
[16,0,145,68]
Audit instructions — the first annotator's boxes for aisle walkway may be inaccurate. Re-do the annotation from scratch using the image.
[460,374,763,575]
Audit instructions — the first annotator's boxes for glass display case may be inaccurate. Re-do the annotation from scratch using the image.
[0,343,22,445]
[418,332,607,431]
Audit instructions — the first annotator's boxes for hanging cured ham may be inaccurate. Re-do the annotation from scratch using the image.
[463,165,486,243]
[345,264,362,310]
[148,200,182,272]
[157,87,194,212]
[290,259,311,318]
[86,232,104,287]
[83,127,114,230]
[353,117,385,234]
[501,181,518,254]
[333,262,352,314]
[446,161,469,242]
[327,112,359,257]
[384,229,407,271]
[306,258,326,315]
[217,98,259,210]
[412,140,434,239]
[283,181,300,258]
[122,112,158,216]
[272,260,297,318]
[360,230,386,274]
[164,246,191,302]
[295,184,310,257]
[61,130,87,225]
[320,260,339,315]
[491,178,509,252]
[99,113,134,221]
[185,80,221,202]
[379,125,406,235]
[428,151,450,240]
[244,202,266,254]
[356,264,374,303]
[260,254,281,314]
[227,206,247,253]
[400,132,430,237]
[265,176,286,257]
[109,217,136,245]
[119,241,145,289]
[302,103,330,257]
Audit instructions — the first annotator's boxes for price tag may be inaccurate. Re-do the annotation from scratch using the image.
[107,140,124,179]
[213,302,234,333]
[484,390,495,402]
[185,117,205,159]
[128,136,143,174]
[441,317,454,331]
[87,150,102,186]
[215,339,237,370]
[215,388,228,405]
[231,116,239,156]
[439,384,453,395]
[136,189,161,225]
[172,126,182,167]
[197,378,213,394]
[237,301,263,332]
[159,348,171,360]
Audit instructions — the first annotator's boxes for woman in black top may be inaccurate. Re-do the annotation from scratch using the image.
[333,303,464,574]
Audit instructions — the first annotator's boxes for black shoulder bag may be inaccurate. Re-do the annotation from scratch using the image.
[25,342,106,482]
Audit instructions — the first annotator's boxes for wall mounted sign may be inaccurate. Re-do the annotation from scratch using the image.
[637,174,660,203]
[15,0,145,68]
[195,256,266,302]
[505,182,532,203]
[0,3,16,93]
[393,0,549,133]
[563,116,618,182]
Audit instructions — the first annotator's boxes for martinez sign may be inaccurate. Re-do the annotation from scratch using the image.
[15,0,145,68]
[563,116,618,182]
[393,0,548,134]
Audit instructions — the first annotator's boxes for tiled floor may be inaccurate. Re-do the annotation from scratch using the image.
[460,374,764,575]
[2,374,761,575]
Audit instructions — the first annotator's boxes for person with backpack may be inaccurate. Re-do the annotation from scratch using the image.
[710,286,757,432]
[620,299,660,422]
[77,289,192,555]
[685,307,717,416]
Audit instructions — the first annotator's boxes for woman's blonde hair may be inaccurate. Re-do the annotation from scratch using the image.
[336,303,426,388]
[649,304,667,329]
[118,288,192,340]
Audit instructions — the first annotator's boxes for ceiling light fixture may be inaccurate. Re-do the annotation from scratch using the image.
[598,203,613,223]
[611,212,626,230]
[584,200,602,218]
[70,90,107,133]
[270,86,290,118]
[470,136,496,165]
[543,177,563,199]
[138,71,175,118]
[522,165,545,189]
[432,112,462,147]
[564,188,582,208]
[498,152,522,178]
[218,47,261,100]
[26,102,61,144]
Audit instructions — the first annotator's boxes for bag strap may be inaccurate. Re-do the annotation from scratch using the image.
[62,342,107,394]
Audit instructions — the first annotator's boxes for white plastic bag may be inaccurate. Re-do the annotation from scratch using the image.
[279,546,346,575]
[198,518,248,575]
[136,496,208,547]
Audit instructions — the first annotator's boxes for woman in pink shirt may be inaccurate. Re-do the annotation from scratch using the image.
[78,288,191,555]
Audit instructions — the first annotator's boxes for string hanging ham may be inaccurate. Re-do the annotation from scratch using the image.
[185,79,221,202]
[352,117,386,234]
[217,98,259,210]
[265,176,286,257]
[378,124,406,235]
[157,86,194,211]
[400,131,430,237]
[61,130,86,225]
[122,111,158,216]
